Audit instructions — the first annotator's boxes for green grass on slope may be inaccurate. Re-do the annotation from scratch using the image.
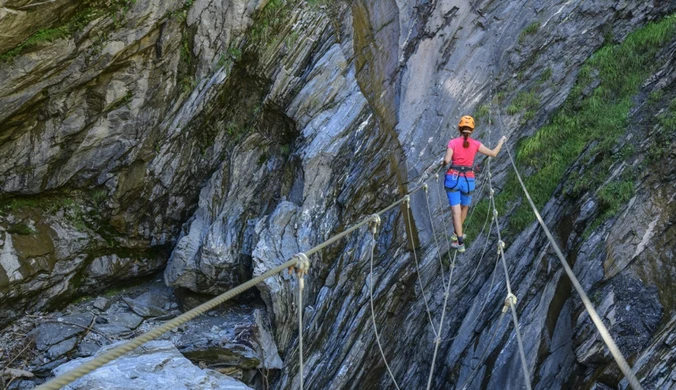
[0,0,137,62]
[467,15,676,240]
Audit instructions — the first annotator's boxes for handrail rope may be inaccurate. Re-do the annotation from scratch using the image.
[35,254,304,390]
[425,251,458,390]
[405,196,439,338]
[368,215,402,390]
[487,158,533,390]
[503,145,644,390]
[36,177,432,390]
[458,310,508,390]
[491,61,643,388]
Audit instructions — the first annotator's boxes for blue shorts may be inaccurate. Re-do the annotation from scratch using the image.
[445,174,476,206]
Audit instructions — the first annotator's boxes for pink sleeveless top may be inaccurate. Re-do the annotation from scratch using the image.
[447,137,481,178]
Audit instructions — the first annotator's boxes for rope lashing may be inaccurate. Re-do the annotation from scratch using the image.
[294,253,310,289]
[370,214,381,234]
[503,293,517,313]
[497,240,505,255]
[293,252,310,390]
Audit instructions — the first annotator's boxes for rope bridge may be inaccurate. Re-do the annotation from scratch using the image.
[36,146,643,390]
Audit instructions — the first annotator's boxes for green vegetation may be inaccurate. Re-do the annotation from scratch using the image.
[228,47,242,60]
[0,28,71,62]
[111,0,137,29]
[649,88,664,103]
[487,15,676,238]
[474,104,490,125]
[178,31,196,94]
[215,47,244,69]
[0,190,110,231]
[539,67,553,84]
[108,91,134,112]
[506,91,539,115]
[173,0,197,93]
[657,97,676,131]
[582,178,635,238]
[0,0,139,62]
[598,179,634,215]
[91,189,108,208]
[249,0,293,48]
[7,223,35,235]
[170,0,193,21]
[306,0,329,6]
[646,97,676,165]
[519,21,540,43]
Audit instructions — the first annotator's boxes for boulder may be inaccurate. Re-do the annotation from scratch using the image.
[52,340,253,390]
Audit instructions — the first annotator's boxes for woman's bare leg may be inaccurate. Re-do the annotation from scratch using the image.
[451,204,463,238]
[461,205,469,225]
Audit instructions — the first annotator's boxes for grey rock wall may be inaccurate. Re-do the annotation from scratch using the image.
[1,0,676,389]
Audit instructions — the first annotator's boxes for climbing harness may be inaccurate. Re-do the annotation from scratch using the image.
[445,165,475,195]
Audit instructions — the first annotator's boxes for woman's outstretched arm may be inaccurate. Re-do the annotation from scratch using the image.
[478,136,507,157]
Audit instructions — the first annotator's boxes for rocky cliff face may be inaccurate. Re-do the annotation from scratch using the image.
[1,0,675,389]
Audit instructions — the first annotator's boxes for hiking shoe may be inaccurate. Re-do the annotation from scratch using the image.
[451,241,466,253]
[450,232,467,241]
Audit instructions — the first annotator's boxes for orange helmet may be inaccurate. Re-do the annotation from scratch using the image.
[458,115,475,132]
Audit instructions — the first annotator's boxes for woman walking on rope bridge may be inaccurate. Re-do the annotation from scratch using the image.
[444,115,506,252]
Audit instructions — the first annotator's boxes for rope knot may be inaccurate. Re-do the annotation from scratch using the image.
[293,253,310,289]
[434,173,439,180]
[490,188,495,197]
[404,195,411,207]
[502,293,517,313]
[370,214,381,234]
[492,209,498,218]
[497,240,505,254]
[423,183,429,192]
